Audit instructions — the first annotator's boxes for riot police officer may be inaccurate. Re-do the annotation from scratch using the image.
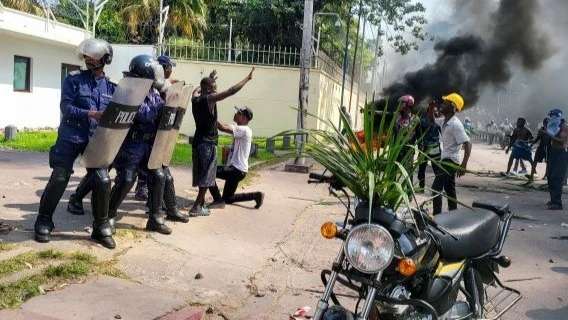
[156,55,189,223]
[66,55,189,224]
[34,38,117,249]
[108,55,175,234]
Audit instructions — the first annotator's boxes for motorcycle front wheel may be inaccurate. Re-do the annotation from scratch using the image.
[322,305,355,320]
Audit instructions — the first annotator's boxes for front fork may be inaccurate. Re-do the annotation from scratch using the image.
[313,250,345,320]
[312,248,383,320]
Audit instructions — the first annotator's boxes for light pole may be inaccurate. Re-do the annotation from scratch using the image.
[291,0,313,167]
[311,13,342,57]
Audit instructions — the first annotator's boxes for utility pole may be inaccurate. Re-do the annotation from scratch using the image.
[354,16,366,129]
[292,0,313,168]
[228,18,233,62]
[338,7,352,132]
[370,19,381,96]
[158,0,170,55]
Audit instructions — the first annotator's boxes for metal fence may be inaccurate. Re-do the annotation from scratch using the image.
[162,40,354,86]
[162,40,301,68]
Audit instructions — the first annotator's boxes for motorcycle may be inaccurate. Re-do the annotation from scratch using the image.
[307,172,521,320]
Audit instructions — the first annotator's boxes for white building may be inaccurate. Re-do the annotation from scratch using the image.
[0,6,87,129]
[0,6,154,130]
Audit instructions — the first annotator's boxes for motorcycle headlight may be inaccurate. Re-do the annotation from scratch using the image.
[344,224,394,274]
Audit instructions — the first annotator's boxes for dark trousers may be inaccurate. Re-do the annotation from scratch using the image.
[418,153,441,188]
[547,148,568,206]
[209,166,258,203]
[432,160,458,215]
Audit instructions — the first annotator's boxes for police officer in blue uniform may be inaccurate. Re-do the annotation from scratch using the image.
[108,55,174,234]
[34,38,117,249]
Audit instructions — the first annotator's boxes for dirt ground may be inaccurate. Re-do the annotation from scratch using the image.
[0,141,566,319]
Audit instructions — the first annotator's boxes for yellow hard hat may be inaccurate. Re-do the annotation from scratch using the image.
[442,93,465,112]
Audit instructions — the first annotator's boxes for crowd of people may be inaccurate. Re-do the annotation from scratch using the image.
[395,93,567,215]
[33,38,263,249]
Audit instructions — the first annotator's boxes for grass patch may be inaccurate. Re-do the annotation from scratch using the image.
[43,261,90,280]
[67,251,96,264]
[0,274,46,309]
[0,252,39,278]
[114,228,144,239]
[0,130,285,169]
[0,131,56,152]
[0,250,126,309]
[37,249,64,260]
[96,260,128,279]
[0,241,16,252]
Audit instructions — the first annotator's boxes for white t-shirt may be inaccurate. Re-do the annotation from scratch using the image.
[227,125,253,172]
[435,115,470,164]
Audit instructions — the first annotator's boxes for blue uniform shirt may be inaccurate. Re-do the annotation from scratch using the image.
[130,90,164,136]
[59,70,116,143]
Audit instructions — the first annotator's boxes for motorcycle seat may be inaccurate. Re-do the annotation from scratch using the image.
[432,208,500,260]
[471,200,510,220]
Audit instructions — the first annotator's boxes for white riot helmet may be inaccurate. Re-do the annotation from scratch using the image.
[76,38,113,66]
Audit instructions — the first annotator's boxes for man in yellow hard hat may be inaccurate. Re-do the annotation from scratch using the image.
[427,93,472,215]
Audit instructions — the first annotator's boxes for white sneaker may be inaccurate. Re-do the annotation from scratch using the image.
[518,169,528,175]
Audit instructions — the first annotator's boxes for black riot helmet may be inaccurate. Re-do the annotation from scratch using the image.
[126,55,166,91]
[76,38,113,66]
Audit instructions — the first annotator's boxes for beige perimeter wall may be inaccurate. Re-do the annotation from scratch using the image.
[173,60,364,138]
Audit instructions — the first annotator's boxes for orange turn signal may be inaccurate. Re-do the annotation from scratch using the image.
[397,258,417,277]
[321,222,338,239]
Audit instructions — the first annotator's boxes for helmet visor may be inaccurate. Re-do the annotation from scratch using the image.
[76,39,110,61]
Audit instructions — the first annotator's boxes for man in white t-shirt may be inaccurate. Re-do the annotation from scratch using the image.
[208,106,264,209]
[427,93,472,215]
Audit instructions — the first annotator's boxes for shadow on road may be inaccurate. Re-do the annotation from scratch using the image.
[550,266,568,275]
[526,306,568,320]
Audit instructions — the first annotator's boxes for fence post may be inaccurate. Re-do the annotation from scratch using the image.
[4,125,17,141]
[250,142,258,158]
[266,138,275,154]
[282,136,291,149]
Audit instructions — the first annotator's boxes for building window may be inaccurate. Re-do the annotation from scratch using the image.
[61,63,81,87]
[13,56,32,92]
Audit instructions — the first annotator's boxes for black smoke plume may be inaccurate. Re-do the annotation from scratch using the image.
[376,0,553,112]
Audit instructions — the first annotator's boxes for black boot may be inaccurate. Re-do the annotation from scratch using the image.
[108,170,137,234]
[146,213,172,234]
[90,168,115,249]
[35,167,72,243]
[146,169,172,234]
[254,192,265,209]
[67,173,94,215]
[163,168,189,223]
[134,171,148,201]
[229,191,264,209]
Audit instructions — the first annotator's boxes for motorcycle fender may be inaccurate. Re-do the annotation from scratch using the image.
[473,257,500,284]
[419,260,465,315]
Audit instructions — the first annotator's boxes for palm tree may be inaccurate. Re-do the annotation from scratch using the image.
[2,0,44,16]
[119,0,207,43]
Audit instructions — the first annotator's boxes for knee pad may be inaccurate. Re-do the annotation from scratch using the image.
[149,169,166,186]
[92,168,111,188]
[51,167,73,184]
[163,167,174,184]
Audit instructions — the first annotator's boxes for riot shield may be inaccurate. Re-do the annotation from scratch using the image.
[161,85,192,167]
[82,77,153,168]
[147,82,185,169]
